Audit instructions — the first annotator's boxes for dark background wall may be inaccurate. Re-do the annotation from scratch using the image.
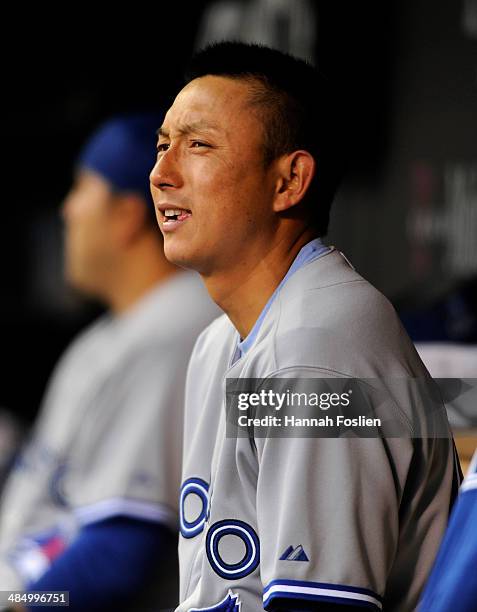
[2,0,476,422]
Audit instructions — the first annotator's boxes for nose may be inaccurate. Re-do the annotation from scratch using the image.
[150,147,183,191]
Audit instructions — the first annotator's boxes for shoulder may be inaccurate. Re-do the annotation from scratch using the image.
[48,315,111,380]
[258,251,427,377]
[280,249,395,326]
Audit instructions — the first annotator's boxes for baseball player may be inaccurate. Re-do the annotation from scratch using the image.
[149,43,462,611]
[0,115,218,611]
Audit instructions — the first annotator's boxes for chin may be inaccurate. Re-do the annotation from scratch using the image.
[64,266,96,299]
[163,236,215,276]
[163,241,196,271]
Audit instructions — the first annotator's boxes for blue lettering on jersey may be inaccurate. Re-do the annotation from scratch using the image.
[189,589,241,611]
[206,519,260,580]
[180,477,210,538]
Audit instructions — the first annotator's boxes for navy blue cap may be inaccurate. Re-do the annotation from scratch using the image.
[77,113,161,202]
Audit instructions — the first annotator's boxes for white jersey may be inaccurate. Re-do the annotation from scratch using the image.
[177,250,460,612]
[0,271,218,606]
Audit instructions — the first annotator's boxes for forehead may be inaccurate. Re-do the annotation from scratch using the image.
[161,75,260,136]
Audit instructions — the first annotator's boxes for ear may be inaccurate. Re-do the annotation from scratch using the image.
[273,151,315,213]
[111,194,149,247]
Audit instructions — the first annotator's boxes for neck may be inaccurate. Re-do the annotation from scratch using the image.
[204,227,317,339]
[107,232,178,315]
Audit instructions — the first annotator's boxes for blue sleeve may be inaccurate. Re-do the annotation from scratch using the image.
[26,516,177,611]
[419,488,477,611]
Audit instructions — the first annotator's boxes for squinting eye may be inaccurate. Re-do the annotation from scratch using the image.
[156,143,169,152]
[191,141,210,148]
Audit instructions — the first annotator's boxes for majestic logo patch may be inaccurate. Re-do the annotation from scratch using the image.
[189,589,241,611]
[279,544,309,561]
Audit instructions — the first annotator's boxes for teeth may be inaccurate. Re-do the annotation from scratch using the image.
[164,209,186,217]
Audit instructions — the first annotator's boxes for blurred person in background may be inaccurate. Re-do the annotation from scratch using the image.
[0,115,218,611]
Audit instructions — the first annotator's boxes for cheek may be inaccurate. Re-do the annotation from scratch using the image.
[188,157,268,229]
[72,213,101,242]
[70,211,111,255]
[197,160,245,201]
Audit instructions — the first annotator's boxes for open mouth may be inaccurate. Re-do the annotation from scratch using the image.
[162,208,192,227]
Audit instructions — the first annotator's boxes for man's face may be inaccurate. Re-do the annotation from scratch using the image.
[61,170,116,296]
[150,75,280,276]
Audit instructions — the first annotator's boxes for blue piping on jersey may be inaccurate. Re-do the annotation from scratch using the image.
[234,238,331,363]
[263,579,382,611]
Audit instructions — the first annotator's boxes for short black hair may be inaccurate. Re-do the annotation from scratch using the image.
[185,42,346,237]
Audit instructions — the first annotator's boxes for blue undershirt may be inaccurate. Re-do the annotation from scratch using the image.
[234,238,331,363]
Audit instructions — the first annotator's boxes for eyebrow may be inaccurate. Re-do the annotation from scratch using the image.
[156,121,221,138]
